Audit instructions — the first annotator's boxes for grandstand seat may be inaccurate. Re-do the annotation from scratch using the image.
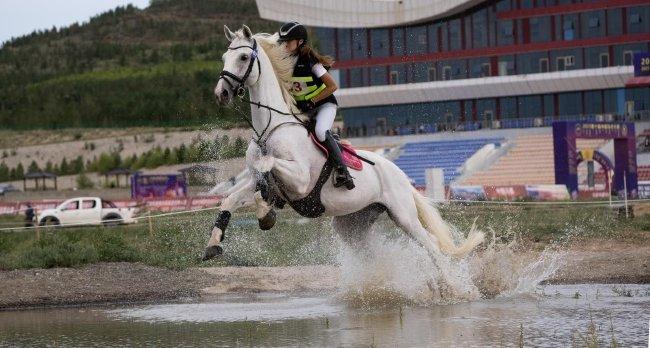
[391,138,503,186]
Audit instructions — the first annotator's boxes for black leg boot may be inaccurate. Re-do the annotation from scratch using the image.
[323,130,355,190]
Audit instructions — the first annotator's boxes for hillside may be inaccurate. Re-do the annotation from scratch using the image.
[0,0,281,129]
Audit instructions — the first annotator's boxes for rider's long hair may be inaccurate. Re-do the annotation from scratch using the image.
[299,43,334,69]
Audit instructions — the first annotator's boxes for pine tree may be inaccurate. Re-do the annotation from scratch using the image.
[27,160,40,173]
[60,157,69,175]
[15,163,24,179]
[72,156,84,174]
[176,143,187,163]
[0,162,9,182]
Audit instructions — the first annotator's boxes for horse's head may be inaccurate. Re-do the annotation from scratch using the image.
[215,25,261,106]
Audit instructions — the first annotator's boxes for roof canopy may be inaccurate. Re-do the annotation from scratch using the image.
[255,0,483,28]
[24,171,57,179]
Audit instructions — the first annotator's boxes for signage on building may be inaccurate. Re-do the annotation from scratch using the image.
[634,52,650,76]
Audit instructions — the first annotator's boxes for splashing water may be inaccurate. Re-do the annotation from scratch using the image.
[335,223,566,307]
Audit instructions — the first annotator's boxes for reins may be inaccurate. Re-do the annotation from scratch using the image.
[219,37,375,165]
[219,38,307,150]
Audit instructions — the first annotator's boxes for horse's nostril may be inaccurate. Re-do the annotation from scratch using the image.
[221,89,229,97]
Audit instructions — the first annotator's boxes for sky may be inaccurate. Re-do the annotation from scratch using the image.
[0,0,151,45]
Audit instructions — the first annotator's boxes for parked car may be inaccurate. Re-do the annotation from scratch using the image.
[38,197,137,227]
[0,184,18,196]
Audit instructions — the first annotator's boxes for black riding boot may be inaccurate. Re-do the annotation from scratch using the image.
[322,130,355,190]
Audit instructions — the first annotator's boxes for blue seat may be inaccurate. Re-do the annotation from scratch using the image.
[392,138,503,186]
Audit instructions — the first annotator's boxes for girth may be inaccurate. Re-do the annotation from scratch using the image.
[260,160,334,219]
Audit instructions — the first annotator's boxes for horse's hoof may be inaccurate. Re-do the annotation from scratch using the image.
[258,209,276,231]
[202,245,223,261]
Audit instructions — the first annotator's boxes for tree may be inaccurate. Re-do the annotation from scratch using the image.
[176,143,187,163]
[27,160,40,173]
[59,157,69,175]
[163,147,171,164]
[72,156,85,174]
[0,162,9,182]
[15,163,24,179]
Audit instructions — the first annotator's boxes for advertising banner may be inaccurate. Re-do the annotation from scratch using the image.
[449,186,486,201]
[483,185,528,201]
[525,185,570,201]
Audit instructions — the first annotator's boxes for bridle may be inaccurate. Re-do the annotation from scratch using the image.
[218,38,306,151]
[218,39,261,99]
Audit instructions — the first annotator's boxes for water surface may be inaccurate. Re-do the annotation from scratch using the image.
[1,284,648,347]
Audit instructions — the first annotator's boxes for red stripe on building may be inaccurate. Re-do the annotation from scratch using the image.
[333,33,650,69]
[497,0,649,20]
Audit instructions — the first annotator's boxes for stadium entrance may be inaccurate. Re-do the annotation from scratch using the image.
[553,121,638,199]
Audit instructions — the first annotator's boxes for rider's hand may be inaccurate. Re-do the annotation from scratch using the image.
[306,100,316,111]
[297,100,316,112]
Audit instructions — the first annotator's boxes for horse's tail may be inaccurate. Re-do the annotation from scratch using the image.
[412,188,484,258]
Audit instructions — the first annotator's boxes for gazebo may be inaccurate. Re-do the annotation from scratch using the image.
[105,168,138,188]
[23,171,58,191]
[178,165,218,186]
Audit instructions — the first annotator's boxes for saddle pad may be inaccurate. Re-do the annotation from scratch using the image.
[310,134,363,171]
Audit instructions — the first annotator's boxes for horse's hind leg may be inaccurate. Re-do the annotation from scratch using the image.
[332,203,386,251]
[385,198,442,258]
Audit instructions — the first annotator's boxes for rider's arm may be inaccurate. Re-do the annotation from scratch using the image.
[310,63,337,104]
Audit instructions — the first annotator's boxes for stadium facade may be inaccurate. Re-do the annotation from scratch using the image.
[256,0,650,136]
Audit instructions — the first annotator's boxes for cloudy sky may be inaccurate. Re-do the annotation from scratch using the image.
[0,0,150,45]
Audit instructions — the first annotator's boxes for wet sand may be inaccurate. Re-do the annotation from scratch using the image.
[0,241,647,310]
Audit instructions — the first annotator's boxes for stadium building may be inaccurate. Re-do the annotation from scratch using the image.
[256,0,649,136]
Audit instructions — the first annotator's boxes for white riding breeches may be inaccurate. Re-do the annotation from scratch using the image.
[314,102,337,142]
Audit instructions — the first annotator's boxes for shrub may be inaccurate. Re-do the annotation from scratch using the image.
[76,173,95,189]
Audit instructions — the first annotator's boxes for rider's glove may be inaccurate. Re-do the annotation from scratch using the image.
[297,99,316,112]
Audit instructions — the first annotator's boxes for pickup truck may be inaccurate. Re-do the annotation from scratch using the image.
[38,197,137,227]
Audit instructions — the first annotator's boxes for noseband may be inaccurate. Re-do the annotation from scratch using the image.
[218,39,261,97]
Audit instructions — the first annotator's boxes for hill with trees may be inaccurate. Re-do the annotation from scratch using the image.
[0,0,282,129]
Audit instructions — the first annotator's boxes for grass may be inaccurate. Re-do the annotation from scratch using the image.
[0,210,337,270]
[0,203,647,270]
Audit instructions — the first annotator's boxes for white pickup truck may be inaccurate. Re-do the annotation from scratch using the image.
[38,197,137,227]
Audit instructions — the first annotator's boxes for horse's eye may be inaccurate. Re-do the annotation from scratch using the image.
[240,54,248,61]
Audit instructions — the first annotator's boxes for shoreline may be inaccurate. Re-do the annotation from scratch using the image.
[1,242,647,311]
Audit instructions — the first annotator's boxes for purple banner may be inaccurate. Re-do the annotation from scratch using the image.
[634,52,650,77]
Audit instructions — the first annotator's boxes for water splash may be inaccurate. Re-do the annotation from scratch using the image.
[335,223,566,307]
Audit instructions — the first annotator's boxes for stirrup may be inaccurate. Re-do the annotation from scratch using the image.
[333,168,355,190]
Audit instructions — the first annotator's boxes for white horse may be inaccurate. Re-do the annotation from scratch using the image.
[206,25,484,279]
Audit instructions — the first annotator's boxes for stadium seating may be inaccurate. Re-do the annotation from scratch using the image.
[391,138,504,186]
[462,134,608,186]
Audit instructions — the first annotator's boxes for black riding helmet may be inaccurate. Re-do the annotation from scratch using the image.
[277,22,308,43]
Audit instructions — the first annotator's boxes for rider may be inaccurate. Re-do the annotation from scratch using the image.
[277,21,355,190]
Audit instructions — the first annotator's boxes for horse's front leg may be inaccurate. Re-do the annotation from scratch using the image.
[202,177,255,261]
[254,155,311,195]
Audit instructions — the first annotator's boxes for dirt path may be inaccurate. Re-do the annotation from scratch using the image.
[0,242,647,310]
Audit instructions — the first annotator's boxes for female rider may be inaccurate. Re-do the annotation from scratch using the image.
[277,22,354,190]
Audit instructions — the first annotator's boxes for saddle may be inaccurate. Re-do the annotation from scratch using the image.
[309,133,363,171]
[257,127,368,219]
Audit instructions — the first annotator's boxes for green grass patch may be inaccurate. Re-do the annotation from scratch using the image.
[0,204,646,271]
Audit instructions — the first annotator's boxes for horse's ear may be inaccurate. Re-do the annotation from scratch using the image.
[224,25,236,42]
[242,25,252,39]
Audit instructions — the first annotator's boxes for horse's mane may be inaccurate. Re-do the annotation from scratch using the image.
[233,29,299,114]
